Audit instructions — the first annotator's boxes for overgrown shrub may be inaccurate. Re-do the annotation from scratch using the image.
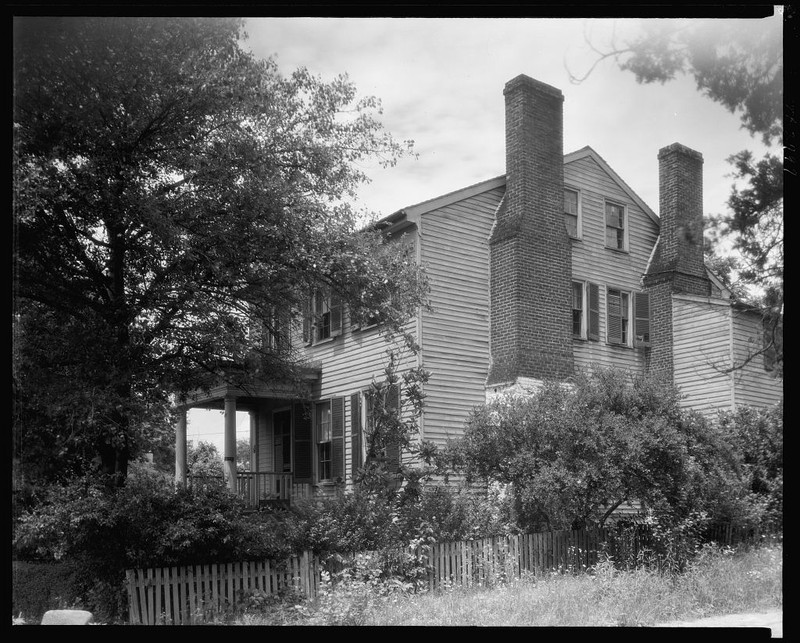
[12,462,291,622]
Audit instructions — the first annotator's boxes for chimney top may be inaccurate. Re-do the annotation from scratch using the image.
[503,74,564,101]
[658,142,703,162]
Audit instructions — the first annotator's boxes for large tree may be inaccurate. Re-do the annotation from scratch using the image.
[569,12,783,372]
[13,17,428,486]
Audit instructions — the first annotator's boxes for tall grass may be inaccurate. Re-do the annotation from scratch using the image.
[236,542,782,627]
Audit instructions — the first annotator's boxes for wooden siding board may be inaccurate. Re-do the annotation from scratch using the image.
[418,187,500,446]
[672,298,733,415]
[565,155,657,374]
[731,311,782,408]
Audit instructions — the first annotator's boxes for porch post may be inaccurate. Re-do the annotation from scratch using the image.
[175,406,187,488]
[224,395,237,492]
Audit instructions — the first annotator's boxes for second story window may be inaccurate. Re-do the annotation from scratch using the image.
[607,288,630,346]
[564,188,580,238]
[605,201,626,251]
[303,289,342,345]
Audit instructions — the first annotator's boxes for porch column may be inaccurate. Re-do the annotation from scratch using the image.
[175,406,187,488]
[224,395,237,492]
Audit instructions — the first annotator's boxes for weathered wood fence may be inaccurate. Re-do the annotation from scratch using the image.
[125,552,319,625]
[125,523,778,625]
[125,528,616,625]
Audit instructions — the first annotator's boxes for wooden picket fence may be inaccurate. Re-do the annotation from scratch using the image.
[125,523,777,624]
[125,552,320,625]
[126,529,610,624]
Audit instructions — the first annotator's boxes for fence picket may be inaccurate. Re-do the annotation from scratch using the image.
[125,524,771,624]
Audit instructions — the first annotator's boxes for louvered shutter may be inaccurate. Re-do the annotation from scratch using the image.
[350,393,362,475]
[588,282,600,341]
[330,292,342,336]
[384,384,401,473]
[331,397,345,481]
[634,292,651,346]
[607,290,623,344]
[302,297,312,345]
[292,403,313,483]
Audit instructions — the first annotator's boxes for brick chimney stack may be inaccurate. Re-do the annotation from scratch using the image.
[643,142,711,381]
[487,75,573,386]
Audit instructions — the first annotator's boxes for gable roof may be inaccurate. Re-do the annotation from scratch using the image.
[564,146,660,226]
[372,145,659,232]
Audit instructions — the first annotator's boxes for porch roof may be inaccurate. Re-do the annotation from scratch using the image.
[181,365,320,412]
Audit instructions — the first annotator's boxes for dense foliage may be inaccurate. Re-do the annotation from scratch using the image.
[447,368,782,533]
[13,17,428,486]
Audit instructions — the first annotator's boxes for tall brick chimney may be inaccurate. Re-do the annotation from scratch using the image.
[487,75,573,386]
[643,142,711,381]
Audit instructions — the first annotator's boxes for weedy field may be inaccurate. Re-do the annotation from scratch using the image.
[231,541,782,627]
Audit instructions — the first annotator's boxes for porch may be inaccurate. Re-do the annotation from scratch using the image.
[175,367,320,507]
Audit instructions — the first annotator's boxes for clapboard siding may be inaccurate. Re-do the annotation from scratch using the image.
[565,155,658,373]
[672,297,734,415]
[419,187,501,446]
[731,309,782,408]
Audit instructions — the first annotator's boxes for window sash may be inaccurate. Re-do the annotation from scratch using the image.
[316,402,332,443]
[633,292,650,345]
[605,202,626,250]
[564,189,579,237]
[572,281,584,337]
[607,289,630,345]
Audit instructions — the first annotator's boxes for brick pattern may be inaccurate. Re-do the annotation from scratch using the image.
[644,143,711,382]
[647,143,710,295]
[488,75,573,385]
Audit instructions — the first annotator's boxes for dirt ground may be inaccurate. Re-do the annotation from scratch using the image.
[655,609,782,638]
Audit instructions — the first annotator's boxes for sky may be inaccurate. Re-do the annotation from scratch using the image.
[188,11,783,453]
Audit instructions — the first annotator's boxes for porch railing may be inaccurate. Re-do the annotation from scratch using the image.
[188,471,309,509]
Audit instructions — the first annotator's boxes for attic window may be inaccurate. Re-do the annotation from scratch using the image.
[605,201,627,251]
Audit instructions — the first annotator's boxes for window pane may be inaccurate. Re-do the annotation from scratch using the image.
[564,189,578,214]
[572,282,583,309]
[564,213,578,237]
[317,402,331,443]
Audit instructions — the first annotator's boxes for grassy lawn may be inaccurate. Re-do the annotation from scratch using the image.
[237,542,782,627]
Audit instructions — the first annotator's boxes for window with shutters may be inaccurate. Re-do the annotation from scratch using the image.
[314,398,344,483]
[303,288,342,345]
[607,288,630,346]
[564,187,581,238]
[605,201,627,251]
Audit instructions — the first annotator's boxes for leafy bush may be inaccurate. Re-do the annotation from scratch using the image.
[12,462,291,622]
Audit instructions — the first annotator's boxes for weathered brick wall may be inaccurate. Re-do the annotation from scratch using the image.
[647,143,710,296]
[488,75,573,385]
